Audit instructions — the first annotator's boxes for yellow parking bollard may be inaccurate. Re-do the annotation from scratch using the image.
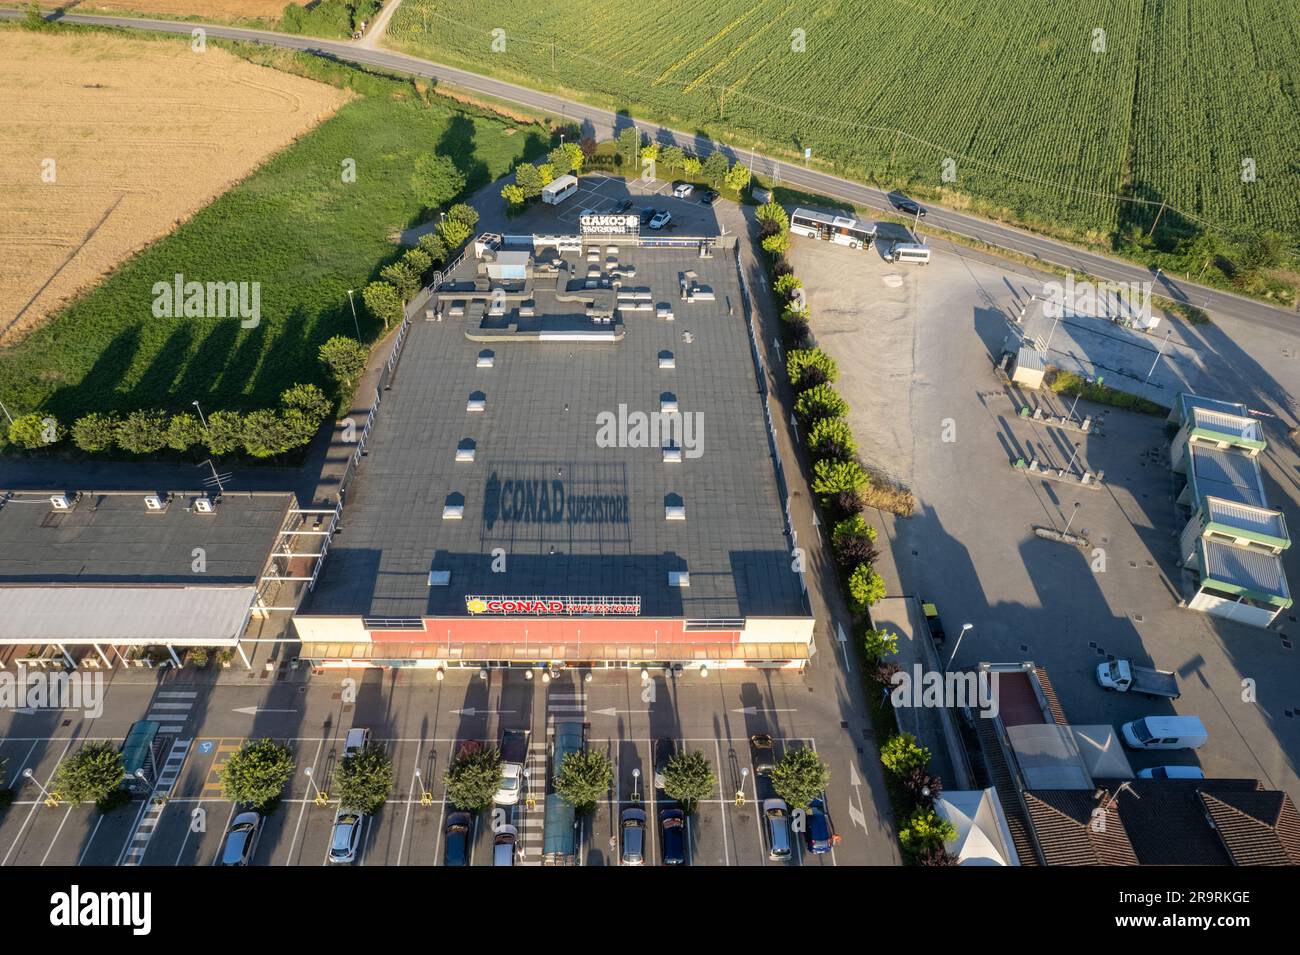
[314,790,330,807]
[734,789,746,807]
[420,790,434,806]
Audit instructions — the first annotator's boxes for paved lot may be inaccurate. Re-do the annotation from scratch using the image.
[788,229,1300,800]
[0,668,881,866]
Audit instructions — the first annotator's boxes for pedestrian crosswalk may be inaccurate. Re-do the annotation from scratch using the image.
[145,690,198,734]
[515,741,548,867]
[547,690,585,718]
[120,738,191,866]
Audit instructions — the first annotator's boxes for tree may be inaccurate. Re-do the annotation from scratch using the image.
[443,745,503,812]
[281,382,332,422]
[848,563,886,612]
[701,150,729,189]
[755,200,789,233]
[5,412,60,449]
[555,749,613,811]
[617,126,640,169]
[417,232,448,265]
[241,409,296,458]
[410,153,465,210]
[808,417,856,460]
[578,136,597,159]
[787,347,838,390]
[204,410,244,456]
[903,767,943,807]
[446,202,480,230]
[898,807,957,859]
[115,409,168,454]
[547,144,573,177]
[536,162,556,187]
[338,741,393,814]
[1236,230,1285,278]
[362,280,404,329]
[514,162,543,199]
[561,141,585,176]
[661,750,715,814]
[436,203,479,251]
[773,273,803,300]
[501,182,526,211]
[724,161,752,194]
[1180,229,1223,279]
[403,247,433,281]
[164,412,205,453]
[319,335,369,388]
[832,514,876,549]
[659,145,685,173]
[280,407,321,450]
[222,739,294,811]
[761,231,790,257]
[879,733,931,776]
[833,527,878,569]
[863,627,899,663]
[796,383,849,422]
[681,155,701,177]
[770,747,829,810]
[51,743,125,806]
[380,261,421,301]
[72,413,119,453]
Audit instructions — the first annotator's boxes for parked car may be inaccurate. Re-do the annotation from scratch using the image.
[1097,659,1180,699]
[328,810,364,864]
[763,798,792,861]
[444,811,474,866]
[804,797,836,854]
[493,825,518,866]
[640,207,657,225]
[1137,765,1205,780]
[653,737,678,790]
[672,182,694,198]
[621,807,647,865]
[659,807,686,865]
[616,199,634,213]
[343,727,369,758]
[649,211,672,230]
[1120,716,1208,750]
[893,196,926,218]
[749,733,775,776]
[699,190,718,206]
[219,810,262,866]
[495,729,529,806]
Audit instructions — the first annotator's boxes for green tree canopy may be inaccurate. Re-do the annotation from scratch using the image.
[770,747,829,809]
[338,741,394,814]
[204,410,244,456]
[555,749,613,811]
[786,347,838,390]
[443,745,504,812]
[5,412,60,449]
[72,412,119,453]
[362,280,404,328]
[281,382,332,422]
[880,733,931,776]
[796,383,849,422]
[848,562,887,612]
[51,743,125,805]
[164,412,205,453]
[702,150,730,188]
[116,409,168,455]
[319,335,369,388]
[807,416,857,460]
[222,739,294,810]
[514,162,543,199]
[661,749,715,814]
[410,153,466,210]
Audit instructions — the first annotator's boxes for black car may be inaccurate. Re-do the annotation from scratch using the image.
[699,190,718,206]
[893,197,926,218]
[443,811,473,866]
[659,808,686,865]
[749,733,775,776]
[616,199,634,213]
[640,207,657,225]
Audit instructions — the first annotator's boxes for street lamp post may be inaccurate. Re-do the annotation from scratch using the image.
[946,623,974,669]
[1145,330,1172,383]
[345,289,361,340]
[191,400,208,429]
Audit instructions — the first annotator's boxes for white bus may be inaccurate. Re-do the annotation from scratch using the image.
[789,207,877,250]
[541,173,579,205]
[888,241,931,265]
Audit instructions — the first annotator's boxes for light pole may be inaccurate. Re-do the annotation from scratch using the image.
[1145,329,1172,383]
[946,622,974,669]
[23,767,55,804]
[737,766,749,805]
[1062,501,1081,535]
[304,765,323,805]
[631,767,641,804]
[191,399,208,430]
[345,289,361,340]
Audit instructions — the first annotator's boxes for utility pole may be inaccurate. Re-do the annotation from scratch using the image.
[1145,329,1172,382]
[1147,201,1166,237]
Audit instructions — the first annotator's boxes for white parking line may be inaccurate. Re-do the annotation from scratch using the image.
[285,736,327,866]
[712,738,731,866]
[2,736,73,867]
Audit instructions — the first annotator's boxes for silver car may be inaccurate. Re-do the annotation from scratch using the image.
[219,811,261,866]
[329,810,364,864]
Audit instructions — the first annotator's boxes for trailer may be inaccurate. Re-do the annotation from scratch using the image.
[1096,659,1180,699]
[921,601,947,644]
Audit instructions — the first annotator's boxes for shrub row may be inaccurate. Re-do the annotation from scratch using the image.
[361,203,481,330]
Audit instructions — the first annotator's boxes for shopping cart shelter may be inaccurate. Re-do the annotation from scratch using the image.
[297,229,813,670]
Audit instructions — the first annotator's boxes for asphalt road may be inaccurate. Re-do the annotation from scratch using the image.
[6,9,1295,335]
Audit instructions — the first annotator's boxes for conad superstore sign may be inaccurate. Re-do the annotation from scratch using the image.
[464,595,642,616]
[579,213,640,234]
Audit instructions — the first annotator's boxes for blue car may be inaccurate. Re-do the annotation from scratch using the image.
[444,811,473,866]
[804,798,836,854]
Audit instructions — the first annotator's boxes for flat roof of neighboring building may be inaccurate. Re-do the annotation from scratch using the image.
[1188,443,1267,508]
[1204,496,1289,544]
[0,490,293,586]
[307,243,805,622]
[1200,537,1292,604]
[1177,392,1250,422]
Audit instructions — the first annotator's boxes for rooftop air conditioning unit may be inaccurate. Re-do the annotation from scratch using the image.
[49,494,72,511]
[194,497,215,513]
[144,494,165,511]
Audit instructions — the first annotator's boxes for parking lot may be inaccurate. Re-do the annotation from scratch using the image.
[0,669,879,866]
[787,227,1300,798]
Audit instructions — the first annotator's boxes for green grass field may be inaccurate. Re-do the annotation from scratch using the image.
[0,37,547,429]
[385,0,1300,247]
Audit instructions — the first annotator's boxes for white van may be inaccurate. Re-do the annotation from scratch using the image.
[542,174,579,205]
[1120,715,1208,750]
[890,242,931,265]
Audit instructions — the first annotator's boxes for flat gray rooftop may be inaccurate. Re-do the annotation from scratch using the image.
[308,244,804,621]
[0,490,292,586]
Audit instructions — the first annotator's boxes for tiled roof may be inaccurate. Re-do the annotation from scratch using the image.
[1023,790,1138,866]
[1200,789,1300,866]
[972,715,1041,865]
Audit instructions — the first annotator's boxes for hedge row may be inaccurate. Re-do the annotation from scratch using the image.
[360,203,481,328]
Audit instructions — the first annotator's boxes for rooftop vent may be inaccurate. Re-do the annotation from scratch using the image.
[428,570,452,587]
[194,497,215,514]
[477,350,495,368]
[144,494,167,512]
[668,571,690,588]
[442,504,464,520]
[455,439,476,463]
[49,494,72,511]
[665,504,686,521]
[467,391,487,413]
[661,396,679,414]
[658,351,675,370]
[663,447,683,464]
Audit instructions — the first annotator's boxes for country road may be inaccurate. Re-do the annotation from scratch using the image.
[5,8,1297,335]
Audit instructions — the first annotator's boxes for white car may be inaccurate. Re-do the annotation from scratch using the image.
[494,762,523,806]
[1137,766,1205,780]
[649,211,672,230]
[329,809,364,864]
[672,182,693,198]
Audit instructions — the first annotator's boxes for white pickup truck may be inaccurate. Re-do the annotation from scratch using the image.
[1096,659,1180,699]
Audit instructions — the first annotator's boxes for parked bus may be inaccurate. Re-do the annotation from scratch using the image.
[888,241,931,265]
[789,207,876,250]
[542,720,585,865]
[542,173,579,205]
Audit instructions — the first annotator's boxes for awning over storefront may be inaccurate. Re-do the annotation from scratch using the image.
[298,640,810,664]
